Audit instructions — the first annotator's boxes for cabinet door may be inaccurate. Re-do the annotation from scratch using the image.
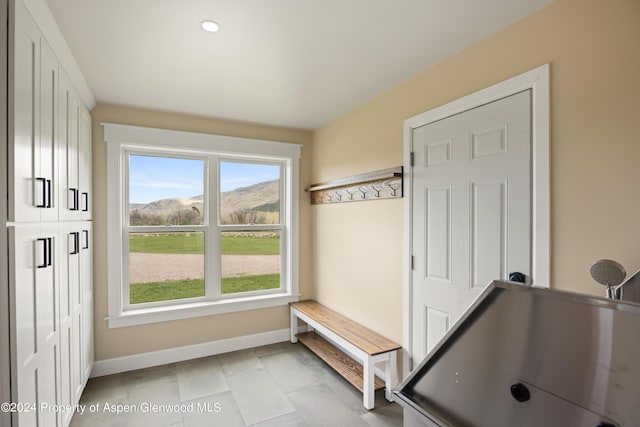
[58,222,81,426]
[39,38,58,222]
[80,222,93,382]
[10,1,41,222]
[79,107,92,220]
[58,69,80,221]
[10,1,58,223]
[9,224,60,427]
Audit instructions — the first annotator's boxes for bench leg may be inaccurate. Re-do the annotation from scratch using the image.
[363,357,375,410]
[385,350,398,402]
[290,309,298,343]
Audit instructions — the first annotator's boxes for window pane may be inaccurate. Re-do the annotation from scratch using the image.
[129,232,204,304]
[220,162,280,225]
[129,155,205,226]
[221,231,281,294]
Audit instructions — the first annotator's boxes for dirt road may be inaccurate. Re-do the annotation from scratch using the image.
[129,253,280,283]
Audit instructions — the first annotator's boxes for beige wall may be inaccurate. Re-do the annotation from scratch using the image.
[92,0,640,361]
[311,0,640,344]
[91,104,313,361]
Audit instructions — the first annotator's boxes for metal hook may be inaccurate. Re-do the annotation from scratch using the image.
[371,183,382,198]
[388,181,399,197]
[358,186,368,199]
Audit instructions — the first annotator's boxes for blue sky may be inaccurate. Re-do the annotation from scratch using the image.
[129,155,279,203]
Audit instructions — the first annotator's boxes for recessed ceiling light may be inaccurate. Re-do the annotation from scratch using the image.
[201,20,220,33]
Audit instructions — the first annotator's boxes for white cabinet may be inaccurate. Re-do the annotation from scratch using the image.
[6,2,93,426]
[59,70,91,221]
[80,223,94,379]
[39,39,59,222]
[8,224,60,427]
[79,107,93,220]
[11,0,93,224]
[59,222,92,426]
[59,222,82,425]
[8,222,93,427]
[9,0,58,223]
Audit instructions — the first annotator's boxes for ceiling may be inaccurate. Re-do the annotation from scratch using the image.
[45,0,551,130]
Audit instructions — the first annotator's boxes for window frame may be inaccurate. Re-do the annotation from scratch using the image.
[124,150,209,310]
[216,157,286,300]
[104,123,301,328]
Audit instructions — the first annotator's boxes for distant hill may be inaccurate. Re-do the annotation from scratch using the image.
[219,180,279,217]
[130,179,279,223]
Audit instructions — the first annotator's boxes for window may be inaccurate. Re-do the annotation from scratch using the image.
[104,124,300,328]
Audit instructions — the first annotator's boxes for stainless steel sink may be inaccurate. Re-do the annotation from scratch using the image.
[394,281,640,427]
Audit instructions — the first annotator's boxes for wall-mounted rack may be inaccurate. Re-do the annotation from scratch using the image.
[306,166,403,205]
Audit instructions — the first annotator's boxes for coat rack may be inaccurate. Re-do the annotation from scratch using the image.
[306,167,403,205]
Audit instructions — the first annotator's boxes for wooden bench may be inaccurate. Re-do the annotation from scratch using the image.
[289,300,401,409]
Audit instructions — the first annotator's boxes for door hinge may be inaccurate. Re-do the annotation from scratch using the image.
[410,152,415,167]
[411,255,415,270]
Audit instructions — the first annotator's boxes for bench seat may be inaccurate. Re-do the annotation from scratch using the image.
[290,300,401,409]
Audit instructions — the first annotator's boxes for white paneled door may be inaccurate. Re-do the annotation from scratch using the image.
[9,224,60,427]
[411,90,532,366]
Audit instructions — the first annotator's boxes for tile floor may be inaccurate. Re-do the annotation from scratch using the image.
[70,341,403,427]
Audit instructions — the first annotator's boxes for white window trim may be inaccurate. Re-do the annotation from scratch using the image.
[103,123,301,328]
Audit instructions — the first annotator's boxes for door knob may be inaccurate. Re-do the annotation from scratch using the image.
[509,272,526,283]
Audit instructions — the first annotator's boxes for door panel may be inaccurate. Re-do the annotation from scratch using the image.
[425,306,450,357]
[10,224,60,427]
[40,39,58,222]
[471,180,506,289]
[11,1,58,223]
[425,186,451,283]
[80,223,93,382]
[79,108,92,219]
[59,222,79,425]
[411,90,532,366]
[58,69,80,220]
[11,2,40,222]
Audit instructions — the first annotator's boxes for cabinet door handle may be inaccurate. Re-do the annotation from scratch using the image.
[69,188,79,211]
[82,192,88,212]
[82,230,89,249]
[46,237,53,267]
[36,238,53,268]
[36,238,48,268]
[36,178,47,208]
[46,179,52,208]
[70,232,80,255]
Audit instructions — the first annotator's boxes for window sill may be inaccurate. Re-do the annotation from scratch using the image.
[107,293,299,328]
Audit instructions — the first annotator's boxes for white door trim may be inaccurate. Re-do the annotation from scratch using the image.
[402,64,550,376]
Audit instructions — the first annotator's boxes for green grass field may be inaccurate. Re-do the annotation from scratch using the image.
[129,274,280,304]
[129,233,279,255]
[128,233,280,304]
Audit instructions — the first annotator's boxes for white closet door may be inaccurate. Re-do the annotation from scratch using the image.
[78,107,92,220]
[39,38,58,222]
[11,1,40,222]
[9,224,60,427]
[80,222,94,381]
[58,222,81,426]
[58,69,80,221]
[411,90,532,365]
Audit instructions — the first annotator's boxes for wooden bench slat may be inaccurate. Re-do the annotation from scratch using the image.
[290,300,401,356]
[296,331,385,392]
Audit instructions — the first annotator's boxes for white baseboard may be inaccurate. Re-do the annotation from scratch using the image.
[91,327,298,378]
[90,325,388,383]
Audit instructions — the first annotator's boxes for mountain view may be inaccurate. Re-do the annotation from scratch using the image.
[129,179,279,225]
